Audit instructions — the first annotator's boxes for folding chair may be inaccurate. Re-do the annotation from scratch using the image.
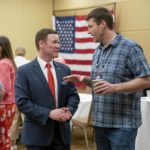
[72,102,93,150]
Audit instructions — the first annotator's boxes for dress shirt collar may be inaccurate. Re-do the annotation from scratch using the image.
[98,33,122,50]
[37,55,54,69]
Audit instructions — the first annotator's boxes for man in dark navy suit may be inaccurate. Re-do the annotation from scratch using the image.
[15,28,80,150]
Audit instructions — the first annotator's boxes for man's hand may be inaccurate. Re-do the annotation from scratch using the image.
[49,107,72,122]
[93,80,116,95]
[63,74,92,87]
[63,74,84,83]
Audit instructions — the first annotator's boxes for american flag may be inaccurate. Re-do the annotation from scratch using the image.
[53,16,98,78]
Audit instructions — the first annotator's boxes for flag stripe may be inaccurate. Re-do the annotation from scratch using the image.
[76,20,88,27]
[75,42,97,49]
[60,53,92,60]
[67,64,91,71]
[74,49,95,54]
[65,59,92,65]
[76,26,88,32]
[75,37,94,43]
[76,16,86,21]
[72,71,90,76]
[76,31,93,38]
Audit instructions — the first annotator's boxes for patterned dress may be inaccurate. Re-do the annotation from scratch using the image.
[0,104,16,150]
[0,58,16,150]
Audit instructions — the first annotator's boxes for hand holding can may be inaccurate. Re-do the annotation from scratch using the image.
[92,79,104,95]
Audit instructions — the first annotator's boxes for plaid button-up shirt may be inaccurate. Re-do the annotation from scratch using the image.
[91,34,150,128]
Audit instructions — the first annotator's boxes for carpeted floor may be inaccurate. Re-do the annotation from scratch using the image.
[18,127,96,150]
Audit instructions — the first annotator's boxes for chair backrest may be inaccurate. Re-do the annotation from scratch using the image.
[72,93,92,125]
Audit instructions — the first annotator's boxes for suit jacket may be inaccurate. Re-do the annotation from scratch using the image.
[15,58,80,146]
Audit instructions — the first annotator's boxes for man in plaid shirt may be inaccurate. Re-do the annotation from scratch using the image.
[64,7,150,150]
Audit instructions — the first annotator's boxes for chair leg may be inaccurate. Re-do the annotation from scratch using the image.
[72,125,74,141]
[82,127,89,150]
[92,127,95,142]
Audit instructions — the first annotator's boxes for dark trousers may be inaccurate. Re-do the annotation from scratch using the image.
[26,122,70,150]
[94,127,138,150]
[26,144,70,150]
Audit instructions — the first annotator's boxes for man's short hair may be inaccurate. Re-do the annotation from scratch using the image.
[35,28,58,51]
[86,7,114,30]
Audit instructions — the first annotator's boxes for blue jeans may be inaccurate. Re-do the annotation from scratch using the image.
[94,127,138,150]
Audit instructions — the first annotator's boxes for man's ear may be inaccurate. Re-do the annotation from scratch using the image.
[101,20,107,28]
[39,40,45,49]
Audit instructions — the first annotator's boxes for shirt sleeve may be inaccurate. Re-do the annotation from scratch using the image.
[127,44,150,78]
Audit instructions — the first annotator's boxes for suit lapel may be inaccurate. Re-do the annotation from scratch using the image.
[54,61,62,97]
[32,59,63,107]
[32,58,53,97]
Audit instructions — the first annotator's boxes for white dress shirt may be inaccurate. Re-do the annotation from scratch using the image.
[37,56,58,107]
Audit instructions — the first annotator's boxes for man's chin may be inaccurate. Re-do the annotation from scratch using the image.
[54,53,59,58]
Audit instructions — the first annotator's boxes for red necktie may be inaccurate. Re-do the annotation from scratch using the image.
[46,63,56,107]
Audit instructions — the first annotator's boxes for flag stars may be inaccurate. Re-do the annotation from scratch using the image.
[55,16,75,53]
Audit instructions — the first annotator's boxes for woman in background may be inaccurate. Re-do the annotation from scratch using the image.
[0,36,16,150]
